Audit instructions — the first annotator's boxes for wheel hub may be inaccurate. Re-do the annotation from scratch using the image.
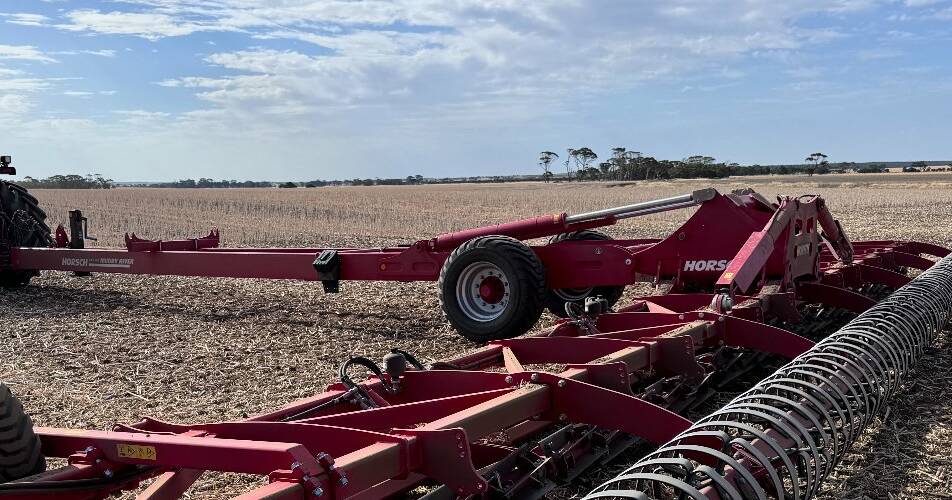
[478,276,505,304]
[456,262,511,322]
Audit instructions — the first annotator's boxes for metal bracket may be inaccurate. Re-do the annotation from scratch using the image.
[391,427,488,496]
[68,209,96,249]
[313,250,341,293]
[646,335,705,384]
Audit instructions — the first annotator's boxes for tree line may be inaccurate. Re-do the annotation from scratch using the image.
[15,157,943,190]
[18,174,114,189]
[145,178,274,188]
[537,148,844,182]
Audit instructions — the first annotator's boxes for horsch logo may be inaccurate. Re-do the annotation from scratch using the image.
[683,259,730,272]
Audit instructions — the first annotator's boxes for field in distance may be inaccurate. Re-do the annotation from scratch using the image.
[32,171,952,249]
[3,172,952,498]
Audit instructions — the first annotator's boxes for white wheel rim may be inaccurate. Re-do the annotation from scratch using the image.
[455,262,511,322]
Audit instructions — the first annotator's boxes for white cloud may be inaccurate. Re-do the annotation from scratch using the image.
[1,13,52,26]
[0,78,53,92]
[0,94,33,115]
[57,10,227,41]
[0,45,57,63]
[63,90,95,97]
[53,49,117,58]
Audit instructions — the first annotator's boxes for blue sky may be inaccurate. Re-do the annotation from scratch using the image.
[0,0,950,181]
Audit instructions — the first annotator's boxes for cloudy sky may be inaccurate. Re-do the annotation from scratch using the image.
[1,1,950,181]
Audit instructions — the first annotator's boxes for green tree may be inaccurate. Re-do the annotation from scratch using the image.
[538,151,559,183]
[571,147,598,181]
[804,152,828,177]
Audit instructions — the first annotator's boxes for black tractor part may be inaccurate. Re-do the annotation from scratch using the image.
[0,181,52,287]
[438,235,546,342]
[544,230,625,318]
[0,383,45,482]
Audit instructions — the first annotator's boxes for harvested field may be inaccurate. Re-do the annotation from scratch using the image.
[2,173,952,499]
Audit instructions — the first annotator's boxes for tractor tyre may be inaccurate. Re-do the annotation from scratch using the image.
[544,230,625,318]
[0,181,52,288]
[439,235,546,342]
[0,383,45,482]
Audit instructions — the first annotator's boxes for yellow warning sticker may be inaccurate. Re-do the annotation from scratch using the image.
[117,444,157,461]
[722,272,735,280]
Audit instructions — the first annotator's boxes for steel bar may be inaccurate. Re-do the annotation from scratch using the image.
[564,189,715,224]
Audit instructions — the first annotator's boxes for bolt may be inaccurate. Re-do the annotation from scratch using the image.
[458,452,465,458]
[84,446,95,454]
[530,373,539,382]
[477,483,484,490]
[291,461,302,470]
[95,458,103,464]
[103,469,114,479]
[678,314,685,320]
[698,312,705,319]
[718,316,725,322]
[559,413,568,421]
[339,477,349,487]
[557,379,567,388]
[505,375,513,384]
[624,259,632,265]
[313,487,324,497]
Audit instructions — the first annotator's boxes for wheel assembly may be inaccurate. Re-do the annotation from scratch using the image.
[0,181,52,288]
[0,383,45,482]
[438,235,545,342]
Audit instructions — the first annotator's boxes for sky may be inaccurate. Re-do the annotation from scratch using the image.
[0,1,950,182]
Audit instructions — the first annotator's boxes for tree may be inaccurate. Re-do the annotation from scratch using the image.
[564,148,576,180]
[538,151,559,183]
[804,152,828,177]
[570,147,598,181]
[279,181,298,188]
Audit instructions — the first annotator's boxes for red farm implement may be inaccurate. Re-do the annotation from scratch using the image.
[1,155,951,499]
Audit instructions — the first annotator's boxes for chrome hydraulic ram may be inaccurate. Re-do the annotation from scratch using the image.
[584,253,952,500]
[564,188,717,223]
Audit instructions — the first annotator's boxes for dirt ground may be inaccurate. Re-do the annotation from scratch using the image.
[2,175,951,498]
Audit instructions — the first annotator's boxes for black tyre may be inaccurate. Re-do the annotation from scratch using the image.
[438,236,546,342]
[0,383,45,482]
[0,181,52,288]
[544,230,625,318]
